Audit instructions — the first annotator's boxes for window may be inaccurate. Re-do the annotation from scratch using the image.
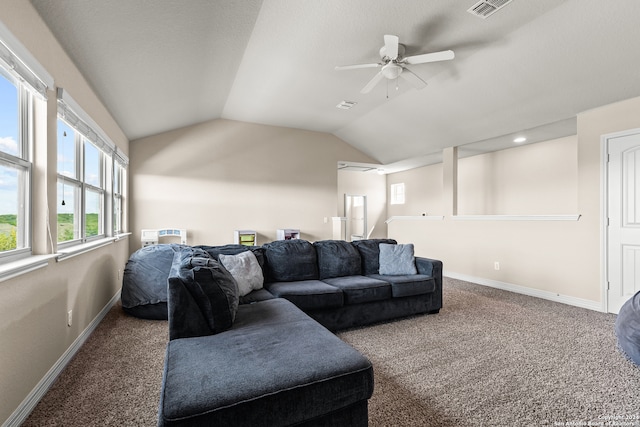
[57,119,107,245]
[113,160,125,234]
[57,88,128,246]
[0,68,32,257]
[390,183,405,205]
[0,21,53,263]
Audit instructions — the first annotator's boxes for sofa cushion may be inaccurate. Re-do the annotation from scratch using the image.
[238,288,275,305]
[379,243,418,275]
[263,239,319,282]
[219,250,264,297]
[314,240,362,279]
[195,244,266,269]
[351,239,397,275]
[167,248,239,340]
[158,298,374,427]
[369,274,436,298]
[264,280,343,310]
[322,275,391,305]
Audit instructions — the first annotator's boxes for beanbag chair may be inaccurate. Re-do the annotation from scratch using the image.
[615,290,640,366]
[121,244,189,319]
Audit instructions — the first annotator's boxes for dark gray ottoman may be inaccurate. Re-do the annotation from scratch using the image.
[615,290,640,366]
[158,298,374,426]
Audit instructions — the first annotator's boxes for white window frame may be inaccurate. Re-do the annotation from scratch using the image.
[56,88,128,250]
[56,119,108,247]
[112,159,126,235]
[0,20,53,267]
[390,182,405,205]
[0,68,34,262]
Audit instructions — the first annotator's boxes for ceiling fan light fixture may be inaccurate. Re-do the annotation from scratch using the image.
[381,63,402,79]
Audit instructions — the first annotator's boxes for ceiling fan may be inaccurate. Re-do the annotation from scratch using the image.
[335,35,455,94]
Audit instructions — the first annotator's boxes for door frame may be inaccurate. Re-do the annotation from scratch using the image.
[600,127,640,313]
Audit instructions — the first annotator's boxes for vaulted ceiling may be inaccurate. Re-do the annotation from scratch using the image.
[30,0,640,167]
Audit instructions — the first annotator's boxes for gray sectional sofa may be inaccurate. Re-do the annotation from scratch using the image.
[122,238,442,426]
[259,238,442,330]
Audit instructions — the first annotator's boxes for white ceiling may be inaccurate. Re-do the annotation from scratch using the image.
[30,0,640,166]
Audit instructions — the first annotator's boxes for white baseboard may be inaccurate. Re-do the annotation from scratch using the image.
[3,291,121,427]
[444,271,605,312]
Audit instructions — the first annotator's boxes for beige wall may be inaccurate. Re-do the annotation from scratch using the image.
[458,136,578,215]
[387,163,444,217]
[0,2,130,424]
[387,98,640,308]
[129,119,376,250]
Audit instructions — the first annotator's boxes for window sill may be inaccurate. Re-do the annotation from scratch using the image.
[0,254,56,283]
[56,233,129,262]
[114,232,132,241]
[0,233,131,283]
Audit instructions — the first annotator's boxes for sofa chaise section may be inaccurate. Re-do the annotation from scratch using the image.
[159,253,374,427]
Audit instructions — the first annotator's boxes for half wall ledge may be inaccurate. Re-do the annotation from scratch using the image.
[386,216,445,223]
[386,215,581,223]
[451,215,581,221]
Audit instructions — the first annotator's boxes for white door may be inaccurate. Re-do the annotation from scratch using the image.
[607,132,640,313]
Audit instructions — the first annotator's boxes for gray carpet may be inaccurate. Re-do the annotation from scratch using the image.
[23,278,640,426]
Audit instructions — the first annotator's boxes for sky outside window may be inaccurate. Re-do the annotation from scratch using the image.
[84,140,100,188]
[57,120,76,179]
[0,74,19,216]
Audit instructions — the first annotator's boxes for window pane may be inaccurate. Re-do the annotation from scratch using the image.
[391,183,405,205]
[113,195,122,233]
[84,140,101,187]
[113,162,123,233]
[0,73,19,157]
[57,180,79,242]
[114,162,121,193]
[0,163,20,251]
[85,188,102,237]
[57,120,76,179]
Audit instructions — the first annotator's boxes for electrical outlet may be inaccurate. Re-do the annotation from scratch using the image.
[67,310,73,327]
[494,262,500,271]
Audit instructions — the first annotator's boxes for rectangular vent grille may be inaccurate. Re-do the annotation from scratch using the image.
[336,100,357,110]
[467,0,513,19]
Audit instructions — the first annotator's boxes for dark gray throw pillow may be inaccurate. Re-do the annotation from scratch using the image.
[313,240,362,279]
[167,248,239,340]
[262,239,319,282]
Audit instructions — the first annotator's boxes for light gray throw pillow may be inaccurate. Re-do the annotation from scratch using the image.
[219,250,264,297]
[378,243,417,275]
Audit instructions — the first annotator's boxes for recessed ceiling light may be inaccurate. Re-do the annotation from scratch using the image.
[513,137,527,143]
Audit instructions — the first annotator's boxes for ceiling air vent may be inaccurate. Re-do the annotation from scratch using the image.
[336,100,357,110]
[467,0,513,19]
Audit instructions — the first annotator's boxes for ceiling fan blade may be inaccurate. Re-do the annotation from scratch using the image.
[384,34,399,60]
[335,63,381,71]
[399,67,427,90]
[361,71,385,94]
[404,49,455,65]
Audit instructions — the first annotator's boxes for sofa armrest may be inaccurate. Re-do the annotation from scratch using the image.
[415,256,443,312]
[415,256,442,278]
